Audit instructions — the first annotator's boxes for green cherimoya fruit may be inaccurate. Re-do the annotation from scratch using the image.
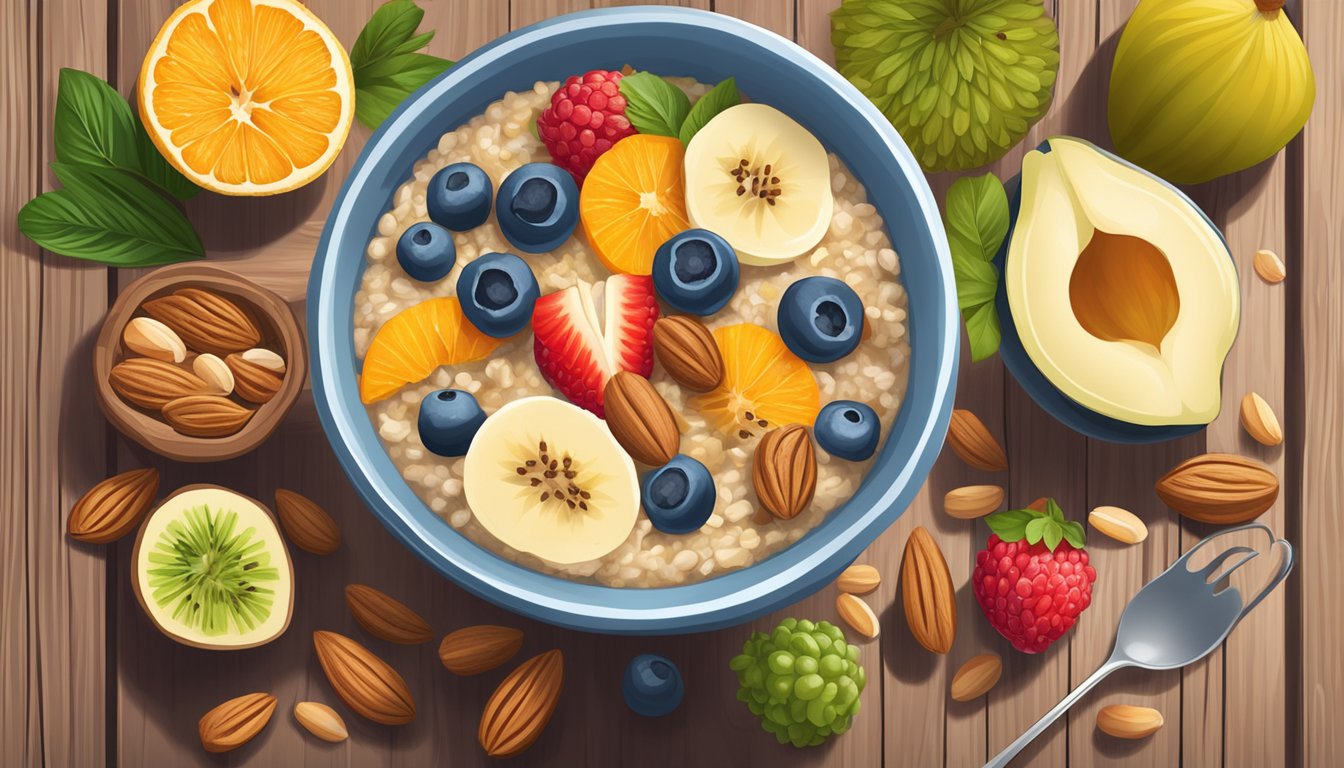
[1109,0,1315,184]
[729,618,867,748]
[831,0,1060,172]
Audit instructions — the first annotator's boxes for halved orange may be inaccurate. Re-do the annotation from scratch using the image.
[359,298,502,403]
[580,135,690,274]
[691,323,820,438]
[138,0,354,196]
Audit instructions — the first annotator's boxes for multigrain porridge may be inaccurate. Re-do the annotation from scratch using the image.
[353,71,910,587]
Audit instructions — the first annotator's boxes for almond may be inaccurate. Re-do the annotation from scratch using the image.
[1096,704,1164,739]
[293,701,348,743]
[312,630,416,725]
[198,692,276,753]
[652,316,724,392]
[946,409,1008,472]
[274,488,341,555]
[603,371,679,465]
[1155,453,1279,524]
[1253,249,1286,284]
[1088,505,1148,544]
[142,287,261,355]
[835,563,881,595]
[66,468,159,544]
[162,395,253,438]
[122,316,185,363]
[191,353,233,395]
[227,353,283,404]
[950,653,1002,702]
[109,357,210,409]
[836,593,880,639]
[1240,392,1283,447]
[439,625,525,675]
[752,424,818,520]
[943,484,1005,519]
[241,347,286,374]
[901,526,956,654]
[479,650,564,758]
[345,584,433,645]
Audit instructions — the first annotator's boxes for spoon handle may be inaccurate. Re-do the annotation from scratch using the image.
[984,658,1128,768]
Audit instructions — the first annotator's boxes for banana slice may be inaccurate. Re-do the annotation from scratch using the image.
[463,396,639,564]
[684,103,833,266]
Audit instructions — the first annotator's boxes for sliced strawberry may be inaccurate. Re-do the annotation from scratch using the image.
[531,275,659,417]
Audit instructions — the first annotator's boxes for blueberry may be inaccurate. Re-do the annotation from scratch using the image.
[396,222,456,282]
[622,654,684,717]
[495,163,579,253]
[418,389,486,457]
[777,276,865,363]
[427,162,492,231]
[640,455,715,535]
[456,253,539,338]
[814,400,880,461]
[652,229,740,316]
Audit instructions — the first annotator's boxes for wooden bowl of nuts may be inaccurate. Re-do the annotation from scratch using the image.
[94,264,307,462]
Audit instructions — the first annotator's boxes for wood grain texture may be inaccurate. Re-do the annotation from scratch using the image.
[1,0,113,765]
[1298,1,1342,765]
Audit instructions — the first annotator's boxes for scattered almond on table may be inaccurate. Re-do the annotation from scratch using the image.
[901,526,956,654]
[293,701,348,743]
[439,625,525,675]
[1155,453,1279,524]
[950,653,1002,702]
[1253,248,1286,284]
[835,563,881,595]
[274,488,342,555]
[1088,505,1148,545]
[1096,704,1164,739]
[65,468,159,544]
[1240,392,1284,447]
[312,631,416,725]
[836,592,880,639]
[947,409,1008,472]
[345,584,434,645]
[943,484,1005,519]
[479,650,564,758]
[198,692,277,754]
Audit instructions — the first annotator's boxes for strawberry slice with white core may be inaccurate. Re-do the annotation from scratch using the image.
[532,274,658,417]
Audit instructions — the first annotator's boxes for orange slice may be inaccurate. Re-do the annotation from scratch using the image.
[138,0,354,196]
[359,298,502,403]
[580,135,690,275]
[691,323,820,438]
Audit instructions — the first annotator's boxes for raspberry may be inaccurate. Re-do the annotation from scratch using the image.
[537,70,636,184]
[970,501,1097,654]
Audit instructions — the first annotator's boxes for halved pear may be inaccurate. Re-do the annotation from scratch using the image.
[683,103,833,265]
[463,396,639,565]
[1004,137,1239,427]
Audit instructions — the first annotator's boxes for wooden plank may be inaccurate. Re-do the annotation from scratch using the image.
[0,0,113,765]
[714,0,794,37]
[1298,1,1343,764]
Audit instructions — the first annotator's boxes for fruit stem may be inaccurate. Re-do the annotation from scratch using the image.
[1253,0,1284,15]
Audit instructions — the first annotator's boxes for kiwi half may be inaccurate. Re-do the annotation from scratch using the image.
[132,484,294,650]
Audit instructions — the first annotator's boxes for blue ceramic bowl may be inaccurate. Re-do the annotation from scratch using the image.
[991,139,1229,445]
[309,7,958,634]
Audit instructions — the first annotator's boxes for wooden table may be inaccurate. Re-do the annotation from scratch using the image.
[3,1,1339,765]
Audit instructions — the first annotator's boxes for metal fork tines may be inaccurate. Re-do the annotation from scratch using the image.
[985,523,1294,768]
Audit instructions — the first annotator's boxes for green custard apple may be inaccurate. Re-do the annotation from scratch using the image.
[831,0,1060,172]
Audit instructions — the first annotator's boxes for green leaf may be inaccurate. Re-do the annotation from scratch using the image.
[1045,498,1065,523]
[985,509,1034,542]
[678,77,740,145]
[53,68,139,171]
[954,257,997,309]
[619,72,691,138]
[962,301,1001,363]
[946,173,1009,263]
[351,0,454,130]
[133,109,198,200]
[1024,516,1049,545]
[18,163,204,266]
[1042,521,1064,552]
[1061,521,1086,550]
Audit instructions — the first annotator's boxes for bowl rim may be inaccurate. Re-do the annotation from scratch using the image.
[309,6,958,634]
[94,263,307,462]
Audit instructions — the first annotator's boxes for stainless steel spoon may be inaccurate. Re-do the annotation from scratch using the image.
[985,522,1294,768]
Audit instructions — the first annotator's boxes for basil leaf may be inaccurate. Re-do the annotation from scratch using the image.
[985,509,1034,541]
[619,72,691,138]
[946,173,1009,263]
[133,109,198,200]
[962,301,1001,363]
[1061,521,1086,550]
[1042,521,1064,552]
[954,256,997,309]
[1045,498,1064,523]
[53,68,139,172]
[351,0,454,130]
[19,163,203,266]
[1024,516,1048,545]
[678,77,739,145]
